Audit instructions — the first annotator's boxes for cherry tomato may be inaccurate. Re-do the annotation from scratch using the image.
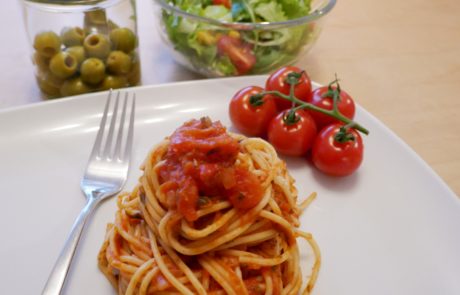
[307,86,355,129]
[213,0,231,9]
[267,110,317,156]
[265,66,312,111]
[217,36,256,75]
[229,86,277,137]
[311,123,363,176]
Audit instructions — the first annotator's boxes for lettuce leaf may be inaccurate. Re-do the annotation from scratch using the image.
[278,0,311,19]
[188,33,218,64]
[251,46,295,73]
[214,56,237,75]
[283,26,309,53]
[254,1,287,22]
[202,5,233,21]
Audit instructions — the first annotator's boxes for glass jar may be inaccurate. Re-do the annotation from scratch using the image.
[21,0,141,98]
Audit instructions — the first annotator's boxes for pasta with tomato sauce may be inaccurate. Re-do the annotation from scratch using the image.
[98,117,321,295]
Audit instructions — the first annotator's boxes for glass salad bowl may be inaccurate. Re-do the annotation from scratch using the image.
[152,0,336,77]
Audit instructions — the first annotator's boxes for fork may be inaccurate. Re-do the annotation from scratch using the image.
[42,91,136,295]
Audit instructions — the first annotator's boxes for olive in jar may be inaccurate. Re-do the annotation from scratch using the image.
[33,31,61,58]
[127,59,141,86]
[61,27,85,47]
[80,58,106,85]
[65,46,86,68]
[41,71,64,88]
[36,75,60,97]
[60,77,91,96]
[84,33,111,59]
[100,75,128,90]
[109,28,137,53]
[33,52,51,72]
[49,51,78,79]
[106,51,132,75]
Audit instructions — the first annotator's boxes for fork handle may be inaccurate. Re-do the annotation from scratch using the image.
[42,198,99,295]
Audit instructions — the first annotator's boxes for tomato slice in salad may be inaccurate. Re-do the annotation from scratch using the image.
[212,0,232,9]
[217,35,256,75]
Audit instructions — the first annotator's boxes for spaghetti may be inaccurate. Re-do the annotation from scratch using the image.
[98,117,321,295]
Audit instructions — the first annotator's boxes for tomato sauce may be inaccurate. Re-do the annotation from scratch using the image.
[273,187,291,214]
[244,276,265,295]
[158,118,264,222]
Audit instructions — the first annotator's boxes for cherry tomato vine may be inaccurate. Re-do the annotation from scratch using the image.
[229,66,370,176]
[250,72,369,137]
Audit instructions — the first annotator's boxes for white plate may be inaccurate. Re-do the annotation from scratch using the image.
[1,76,459,295]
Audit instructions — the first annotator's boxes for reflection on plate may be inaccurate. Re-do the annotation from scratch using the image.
[0,76,459,295]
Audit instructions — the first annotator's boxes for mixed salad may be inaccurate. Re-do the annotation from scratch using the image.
[161,0,315,76]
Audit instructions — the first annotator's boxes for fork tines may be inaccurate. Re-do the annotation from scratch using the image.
[90,90,136,162]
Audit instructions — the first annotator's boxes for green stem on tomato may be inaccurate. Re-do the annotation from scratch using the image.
[328,74,341,113]
[334,123,357,143]
[331,87,339,112]
[260,90,369,135]
[284,108,300,125]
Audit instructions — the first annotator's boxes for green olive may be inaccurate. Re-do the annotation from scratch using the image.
[60,77,91,96]
[40,71,64,88]
[127,60,141,86]
[61,27,85,47]
[109,28,137,53]
[49,52,78,79]
[80,58,106,85]
[65,46,86,68]
[33,52,51,72]
[106,51,132,75]
[36,75,60,98]
[33,31,61,58]
[84,33,111,59]
[100,75,128,90]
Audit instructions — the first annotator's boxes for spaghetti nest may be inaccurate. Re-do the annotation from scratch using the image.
[98,119,320,295]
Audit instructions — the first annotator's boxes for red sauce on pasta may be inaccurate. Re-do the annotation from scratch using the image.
[159,117,264,222]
